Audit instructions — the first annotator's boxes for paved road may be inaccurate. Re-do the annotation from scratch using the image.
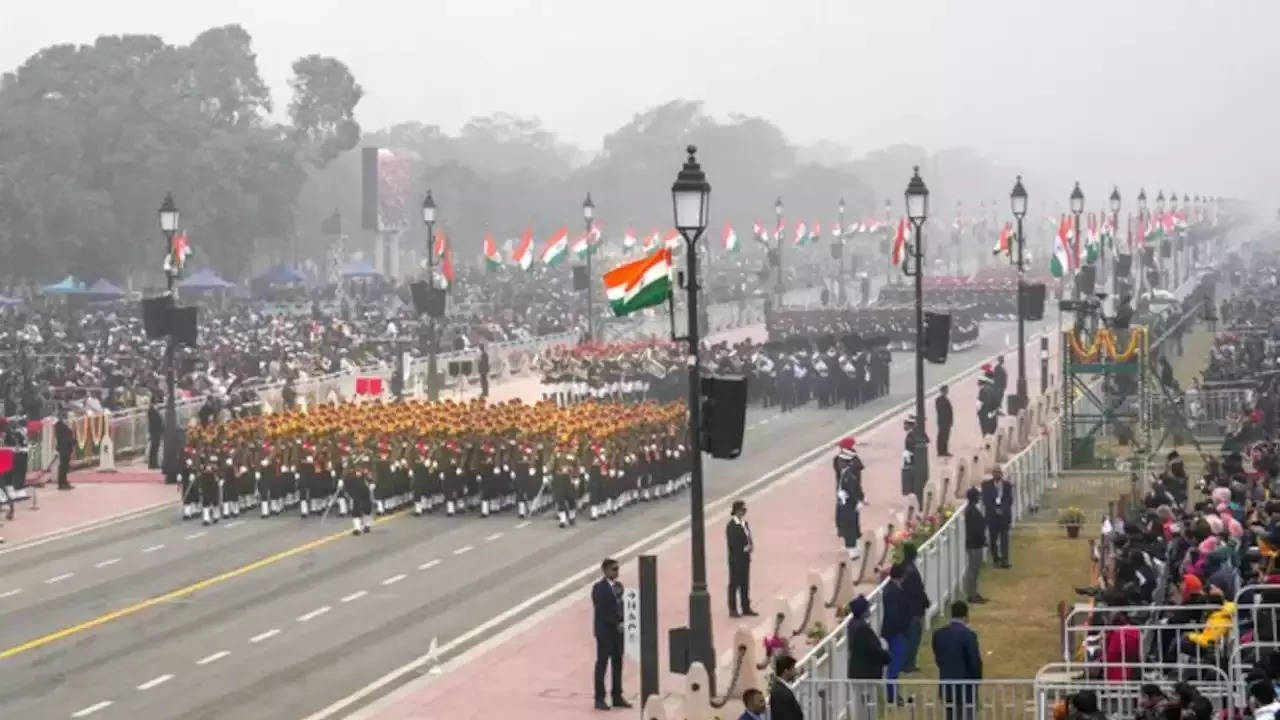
[0,320,1047,720]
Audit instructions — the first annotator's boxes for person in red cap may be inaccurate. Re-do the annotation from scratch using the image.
[834,436,865,559]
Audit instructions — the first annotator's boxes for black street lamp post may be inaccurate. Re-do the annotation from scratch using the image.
[158,193,180,480]
[774,196,784,306]
[1109,187,1121,296]
[1156,191,1167,289]
[1170,191,1180,286]
[903,167,930,502]
[1069,182,1084,302]
[583,193,595,343]
[671,146,715,690]
[421,191,439,400]
[1010,176,1028,411]
[1137,189,1148,299]
[837,197,846,305]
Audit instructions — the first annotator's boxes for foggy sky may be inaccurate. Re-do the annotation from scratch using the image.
[3,0,1278,206]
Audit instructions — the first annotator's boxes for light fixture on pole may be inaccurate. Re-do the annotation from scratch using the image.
[582,192,596,343]
[1069,182,1084,301]
[157,192,180,480]
[422,190,440,400]
[837,197,847,304]
[903,166,929,507]
[1010,175,1029,411]
[1109,187,1121,294]
[670,145,716,693]
[774,196,784,304]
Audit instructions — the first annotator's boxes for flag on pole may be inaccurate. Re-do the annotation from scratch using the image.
[663,229,681,250]
[623,228,637,250]
[1049,215,1077,278]
[603,247,673,317]
[541,227,569,266]
[642,229,659,251]
[164,232,192,274]
[571,231,590,258]
[808,222,822,244]
[722,223,739,252]
[441,236,455,288]
[483,233,502,271]
[752,222,770,246]
[433,230,446,258]
[512,228,534,271]
[890,218,907,266]
[993,222,1014,257]
[793,222,808,246]
[1084,214,1100,263]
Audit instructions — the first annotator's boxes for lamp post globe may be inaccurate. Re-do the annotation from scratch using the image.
[1156,191,1166,215]
[1069,182,1084,215]
[1109,187,1121,215]
[159,193,179,238]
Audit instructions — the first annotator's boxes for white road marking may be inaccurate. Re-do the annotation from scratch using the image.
[381,574,406,586]
[45,573,74,584]
[72,701,113,717]
[184,531,207,540]
[452,545,473,556]
[310,329,1056,720]
[0,589,22,599]
[418,559,441,571]
[136,673,174,690]
[224,520,244,528]
[249,629,281,643]
[484,532,504,542]
[95,558,121,568]
[297,606,331,622]
[514,521,531,530]
[196,650,231,665]
[759,418,771,425]
[341,590,367,603]
[141,544,165,553]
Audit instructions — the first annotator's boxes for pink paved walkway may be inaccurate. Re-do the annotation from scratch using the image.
[363,336,1059,720]
[0,482,177,545]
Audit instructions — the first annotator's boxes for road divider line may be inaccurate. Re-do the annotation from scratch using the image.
[381,574,406,586]
[0,589,22,599]
[45,573,74,584]
[249,629,281,643]
[452,545,473,556]
[224,520,244,529]
[0,509,409,661]
[184,532,207,540]
[95,558,121,568]
[418,560,441,571]
[141,544,165,554]
[196,650,230,665]
[514,521,531,530]
[72,700,113,717]
[137,673,174,691]
[341,590,367,603]
[484,532,504,542]
[298,606,331,623]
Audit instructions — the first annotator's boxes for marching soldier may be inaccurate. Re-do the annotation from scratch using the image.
[834,436,865,560]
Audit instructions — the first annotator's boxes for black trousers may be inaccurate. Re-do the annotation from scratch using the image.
[479,373,489,398]
[728,558,751,613]
[57,457,72,488]
[593,634,623,702]
[148,435,161,469]
[937,422,951,456]
[987,523,1010,564]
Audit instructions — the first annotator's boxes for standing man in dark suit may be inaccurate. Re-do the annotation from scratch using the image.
[992,355,1008,408]
[932,601,983,720]
[963,488,987,603]
[880,563,911,702]
[53,411,75,491]
[900,543,931,673]
[478,344,490,399]
[726,499,756,617]
[590,557,631,710]
[768,655,804,720]
[935,385,953,457]
[147,399,164,471]
[980,468,1014,568]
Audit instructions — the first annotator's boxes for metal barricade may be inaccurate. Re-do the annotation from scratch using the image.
[1060,603,1238,685]
[1182,387,1254,436]
[1230,586,1280,687]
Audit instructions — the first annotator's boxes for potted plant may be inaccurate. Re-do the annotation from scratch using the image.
[1059,507,1085,538]
[805,620,829,647]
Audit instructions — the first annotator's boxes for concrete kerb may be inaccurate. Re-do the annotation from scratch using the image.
[0,498,176,557]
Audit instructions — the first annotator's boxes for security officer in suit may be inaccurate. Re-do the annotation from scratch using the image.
[590,557,631,711]
[932,600,983,716]
[726,499,756,617]
[936,384,954,457]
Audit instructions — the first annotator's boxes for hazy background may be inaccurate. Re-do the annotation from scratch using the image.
[4,0,1275,197]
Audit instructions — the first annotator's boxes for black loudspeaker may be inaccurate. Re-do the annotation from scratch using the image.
[1160,238,1173,258]
[1141,246,1155,268]
[767,249,779,267]
[361,147,379,231]
[1021,283,1047,321]
[1115,254,1133,278]
[830,243,843,259]
[573,265,589,291]
[169,306,198,346]
[1075,265,1097,296]
[141,295,174,339]
[700,374,748,460]
[1147,268,1161,289]
[410,281,446,318]
[923,312,951,364]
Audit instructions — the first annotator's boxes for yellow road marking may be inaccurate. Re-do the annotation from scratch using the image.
[0,511,407,661]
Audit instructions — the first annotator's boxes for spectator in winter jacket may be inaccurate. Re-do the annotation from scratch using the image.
[845,595,889,679]
[1102,608,1140,681]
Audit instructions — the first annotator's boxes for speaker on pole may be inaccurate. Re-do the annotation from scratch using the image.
[1021,283,1047,321]
[141,295,174,340]
[923,312,951,364]
[767,249,779,267]
[829,243,843,260]
[168,306,199,346]
[572,265,589,291]
[700,374,748,459]
[410,281,446,318]
[1075,265,1097,296]
[1115,254,1132,278]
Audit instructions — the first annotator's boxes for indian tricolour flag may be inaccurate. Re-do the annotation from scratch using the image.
[890,218,907,266]
[642,229,659,251]
[808,222,821,244]
[570,231,590,259]
[483,233,502,271]
[541,227,569,266]
[992,222,1014,257]
[663,229,681,250]
[1049,215,1078,278]
[512,228,534,271]
[623,228,637,250]
[792,222,808,246]
[722,223,739,252]
[603,247,673,317]
[752,222,770,246]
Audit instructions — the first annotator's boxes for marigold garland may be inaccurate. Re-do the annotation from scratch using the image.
[1066,327,1144,363]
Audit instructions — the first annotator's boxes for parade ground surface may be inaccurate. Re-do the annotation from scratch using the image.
[0,318,1051,720]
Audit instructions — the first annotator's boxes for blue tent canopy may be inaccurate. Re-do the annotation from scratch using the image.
[179,268,235,290]
[341,260,382,278]
[43,275,84,295]
[0,294,21,305]
[259,264,305,285]
[84,278,127,298]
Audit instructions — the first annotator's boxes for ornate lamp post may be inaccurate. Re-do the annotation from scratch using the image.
[1010,176,1028,411]
[158,193,180,479]
[421,190,439,400]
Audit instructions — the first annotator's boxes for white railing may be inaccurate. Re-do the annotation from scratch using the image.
[794,428,1055,694]
[1182,387,1255,436]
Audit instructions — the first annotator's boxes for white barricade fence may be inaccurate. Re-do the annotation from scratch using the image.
[1182,387,1255,436]
[793,677,1232,720]
[793,428,1056,708]
[1231,585,1280,688]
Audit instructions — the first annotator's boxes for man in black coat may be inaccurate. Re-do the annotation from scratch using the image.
[590,557,631,710]
[932,600,983,718]
[726,499,756,617]
[147,400,163,471]
[880,563,911,702]
[980,468,1014,568]
[900,543,931,673]
[478,344,490,398]
[992,355,1008,406]
[768,656,805,720]
[963,487,987,603]
[846,594,889,679]
[53,412,75,491]
[935,384,953,457]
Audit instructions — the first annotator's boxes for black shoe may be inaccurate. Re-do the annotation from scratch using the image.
[58,484,74,491]
[743,609,759,617]
[612,698,632,709]
[969,595,988,604]
[729,611,741,618]
[594,701,610,711]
